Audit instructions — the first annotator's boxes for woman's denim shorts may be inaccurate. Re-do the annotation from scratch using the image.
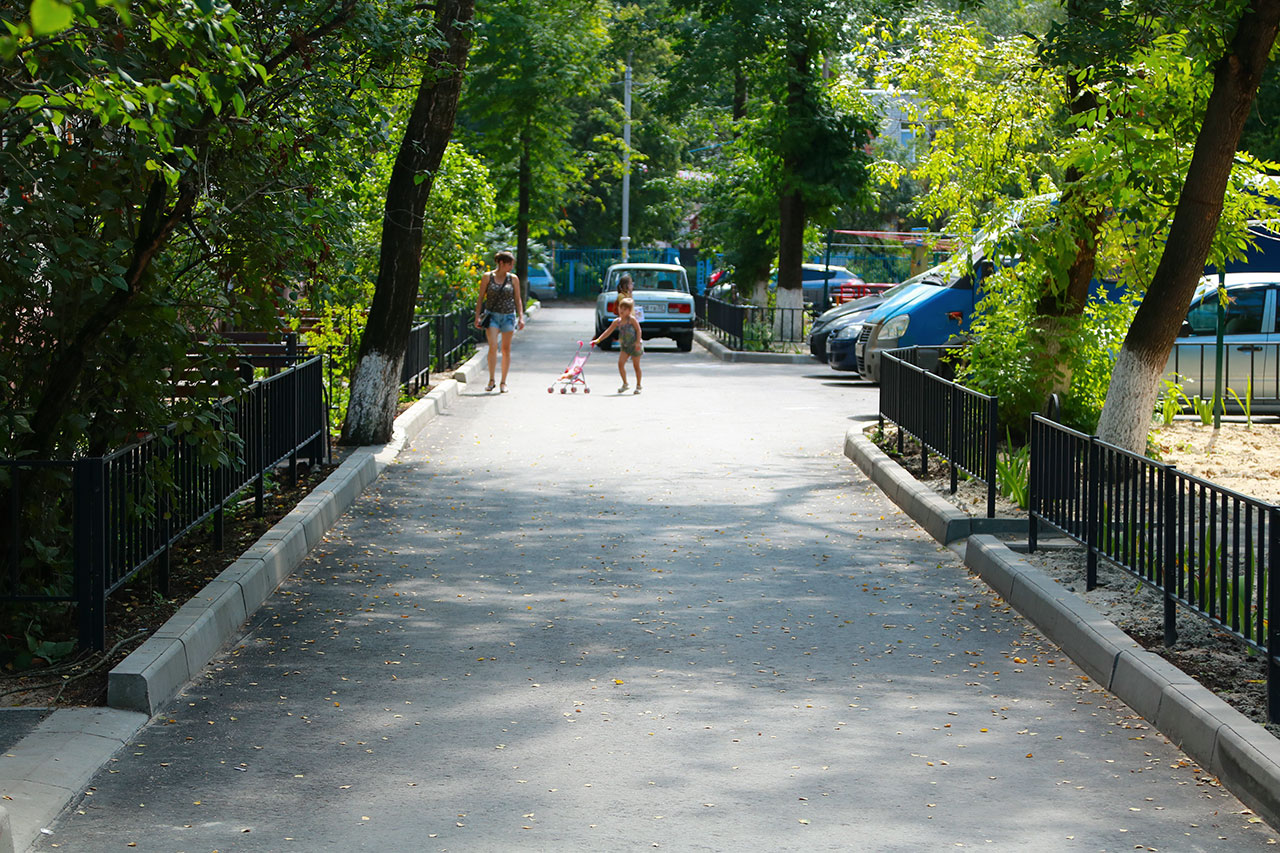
[488,311,518,333]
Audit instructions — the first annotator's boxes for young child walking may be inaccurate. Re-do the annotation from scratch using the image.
[591,297,643,393]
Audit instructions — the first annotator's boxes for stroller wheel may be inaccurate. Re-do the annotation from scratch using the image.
[560,387,567,394]
[571,386,577,393]
[547,386,553,393]
[584,387,590,394]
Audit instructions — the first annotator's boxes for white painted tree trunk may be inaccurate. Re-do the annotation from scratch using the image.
[751,277,769,307]
[775,286,804,342]
[1095,345,1164,454]
[342,351,404,446]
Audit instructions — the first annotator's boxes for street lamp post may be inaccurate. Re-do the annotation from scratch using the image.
[621,57,632,262]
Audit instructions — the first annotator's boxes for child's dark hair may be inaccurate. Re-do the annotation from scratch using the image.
[618,275,633,291]
[494,250,515,264]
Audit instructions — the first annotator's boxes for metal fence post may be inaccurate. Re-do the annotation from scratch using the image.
[72,458,107,652]
[1162,464,1180,648]
[1086,436,1099,592]
[948,382,959,496]
[1028,415,1039,553]
[1269,505,1280,724]
[985,394,998,519]
[896,360,904,456]
[255,380,266,517]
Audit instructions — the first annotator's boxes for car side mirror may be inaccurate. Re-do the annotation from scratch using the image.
[1180,320,1192,336]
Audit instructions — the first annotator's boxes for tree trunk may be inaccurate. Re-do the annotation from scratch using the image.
[777,188,805,295]
[340,0,475,446]
[732,68,747,124]
[776,41,809,305]
[516,120,532,290]
[1096,0,1280,453]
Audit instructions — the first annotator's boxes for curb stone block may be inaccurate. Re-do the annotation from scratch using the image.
[108,636,190,714]
[1111,650,1193,723]
[234,558,274,614]
[1156,681,1227,769]
[1215,722,1280,829]
[0,804,13,853]
[964,535,1018,602]
[260,528,306,588]
[156,584,248,677]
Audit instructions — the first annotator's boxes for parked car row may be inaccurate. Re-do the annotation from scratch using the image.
[811,251,1280,413]
[708,264,865,309]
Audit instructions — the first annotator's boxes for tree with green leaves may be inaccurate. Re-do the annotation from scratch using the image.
[670,0,873,308]
[457,0,611,284]
[341,0,477,446]
[0,0,446,458]
[1096,0,1280,452]
[865,2,1280,434]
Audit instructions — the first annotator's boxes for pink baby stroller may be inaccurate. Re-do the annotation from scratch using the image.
[549,341,592,394]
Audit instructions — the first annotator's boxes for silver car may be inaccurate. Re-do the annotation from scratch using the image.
[1166,273,1280,411]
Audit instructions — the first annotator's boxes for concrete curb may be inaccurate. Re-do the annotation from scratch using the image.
[693,329,813,364]
[844,425,1280,831]
[108,346,487,716]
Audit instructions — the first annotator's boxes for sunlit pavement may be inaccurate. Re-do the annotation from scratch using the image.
[36,305,1275,851]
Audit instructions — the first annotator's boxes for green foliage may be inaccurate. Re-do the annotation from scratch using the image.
[0,0,449,459]
[996,432,1030,510]
[458,0,611,246]
[1156,378,1183,426]
[865,6,1280,434]
[1226,378,1254,428]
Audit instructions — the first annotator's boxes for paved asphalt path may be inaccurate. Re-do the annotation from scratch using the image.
[37,306,1277,852]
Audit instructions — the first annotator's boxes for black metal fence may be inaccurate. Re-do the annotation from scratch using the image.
[1,356,327,651]
[878,347,999,517]
[1028,414,1280,720]
[401,307,480,394]
[693,295,808,352]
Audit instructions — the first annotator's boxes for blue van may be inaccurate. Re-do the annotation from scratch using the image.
[853,253,997,381]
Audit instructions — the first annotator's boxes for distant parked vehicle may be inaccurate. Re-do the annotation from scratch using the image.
[595,263,696,352]
[526,264,557,301]
[808,282,910,363]
[708,263,864,309]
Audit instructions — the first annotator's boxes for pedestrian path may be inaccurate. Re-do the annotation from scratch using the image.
[32,306,1276,851]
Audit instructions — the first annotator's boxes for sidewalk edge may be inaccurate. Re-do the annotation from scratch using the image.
[844,426,1280,831]
[693,329,813,364]
[108,346,487,718]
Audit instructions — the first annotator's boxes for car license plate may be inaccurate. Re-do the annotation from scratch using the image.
[642,302,664,313]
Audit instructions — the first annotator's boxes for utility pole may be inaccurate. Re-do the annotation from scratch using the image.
[621,55,632,262]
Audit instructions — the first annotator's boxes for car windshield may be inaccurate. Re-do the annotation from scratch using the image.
[802,268,855,281]
[607,269,689,293]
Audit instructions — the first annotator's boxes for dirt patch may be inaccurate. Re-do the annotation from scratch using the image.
[1152,419,1280,505]
[871,418,1280,738]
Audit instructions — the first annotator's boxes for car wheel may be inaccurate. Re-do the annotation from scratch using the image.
[676,332,693,352]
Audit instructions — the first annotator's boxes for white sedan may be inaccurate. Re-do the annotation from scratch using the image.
[594,262,696,352]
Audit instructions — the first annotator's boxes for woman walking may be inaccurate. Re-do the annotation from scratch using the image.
[474,250,525,392]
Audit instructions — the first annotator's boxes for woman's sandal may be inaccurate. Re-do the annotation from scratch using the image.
[485,380,496,392]
[500,382,508,393]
